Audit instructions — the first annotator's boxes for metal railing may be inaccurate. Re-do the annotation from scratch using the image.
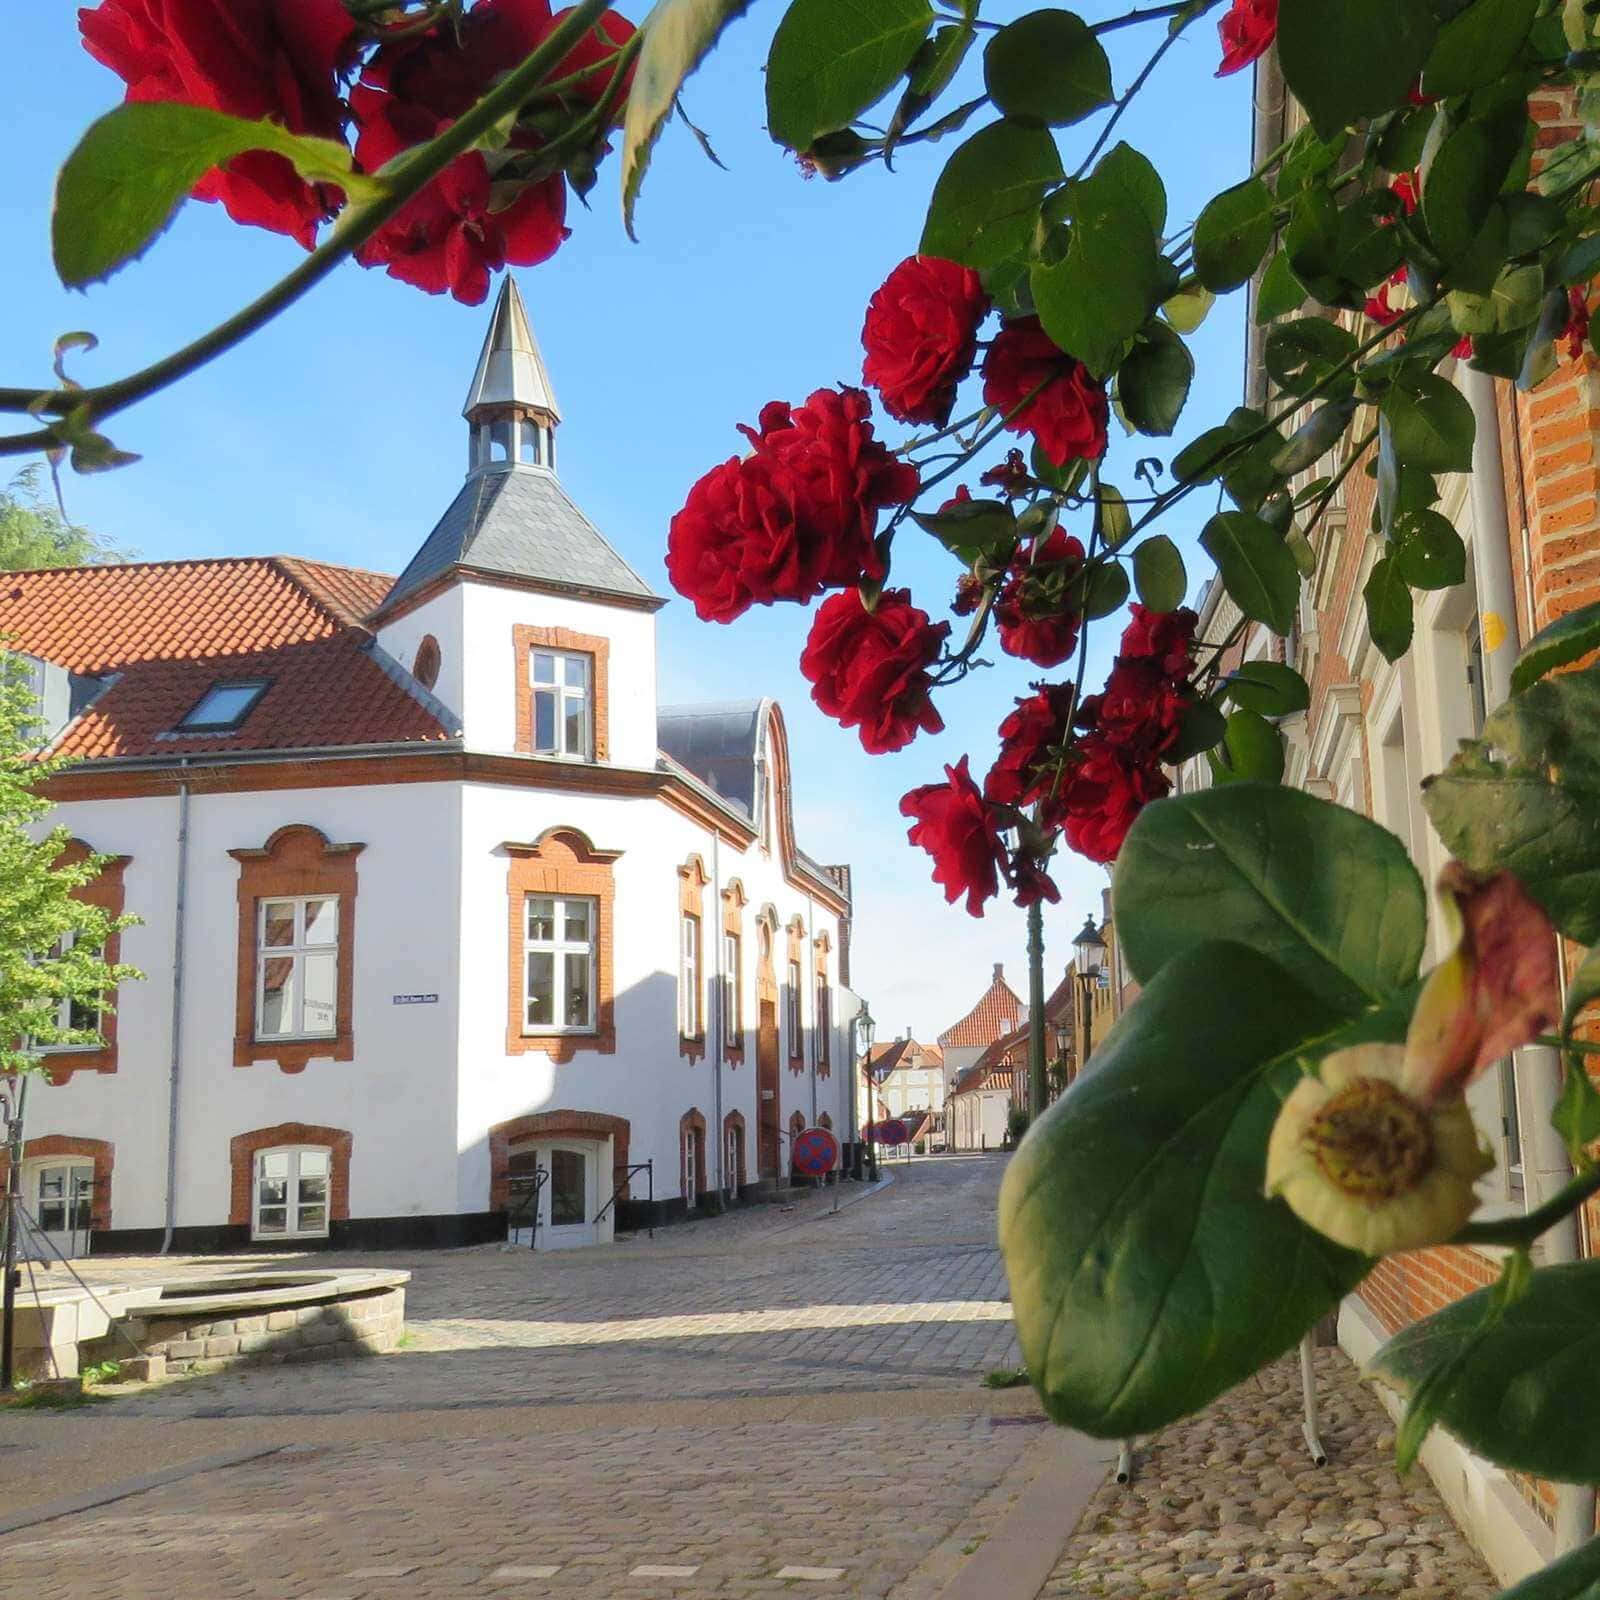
[504,1167,548,1251]
[594,1159,654,1238]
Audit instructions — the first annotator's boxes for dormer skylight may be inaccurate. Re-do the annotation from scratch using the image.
[177,679,269,732]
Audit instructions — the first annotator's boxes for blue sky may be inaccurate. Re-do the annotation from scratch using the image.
[2,5,1251,1041]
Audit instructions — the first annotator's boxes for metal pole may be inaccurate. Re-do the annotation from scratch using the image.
[1,1076,30,1391]
[1299,1332,1328,1466]
[161,776,191,1254]
[1027,902,1046,1120]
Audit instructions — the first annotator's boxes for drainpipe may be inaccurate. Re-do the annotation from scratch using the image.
[806,893,818,1128]
[711,833,724,1200]
[1465,365,1594,1551]
[160,772,192,1255]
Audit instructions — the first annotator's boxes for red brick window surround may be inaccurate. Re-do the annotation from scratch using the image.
[0,1134,113,1232]
[39,839,130,1085]
[488,1110,631,1210]
[505,828,621,1062]
[678,855,708,1061]
[721,879,747,1064]
[722,1109,747,1191]
[229,825,363,1074]
[229,1123,351,1229]
[679,1107,707,1204]
[513,625,610,761]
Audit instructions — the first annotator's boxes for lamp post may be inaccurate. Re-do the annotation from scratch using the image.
[858,1004,877,1182]
[1071,916,1107,1075]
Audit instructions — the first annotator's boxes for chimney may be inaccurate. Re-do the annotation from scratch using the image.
[993,962,1004,982]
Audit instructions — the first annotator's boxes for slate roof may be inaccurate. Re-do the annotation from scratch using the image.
[656,701,764,819]
[938,965,1026,1050]
[0,558,453,761]
[381,467,661,615]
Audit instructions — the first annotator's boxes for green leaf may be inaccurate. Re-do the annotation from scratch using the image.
[622,0,754,236]
[1422,660,1600,944]
[1264,317,1358,400]
[999,941,1370,1439]
[1131,534,1187,612]
[1255,250,1308,324]
[1558,232,1600,288]
[910,497,1017,563]
[1423,109,1529,264]
[1222,662,1310,717]
[1210,709,1284,785]
[1365,557,1414,662]
[1270,397,1358,477]
[983,9,1111,128]
[1394,509,1467,590]
[1077,558,1130,619]
[1161,282,1214,334]
[1164,696,1227,762]
[1193,177,1276,293]
[1511,599,1600,693]
[1381,375,1476,473]
[1118,322,1194,437]
[921,120,1063,270]
[1553,1055,1600,1164]
[1277,0,1437,141]
[1031,156,1165,377]
[52,102,377,288]
[1491,1534,1600,1600]
[766,0,933,150]
[1114,785,1427,1010]
[1421,0,1539,98]
[1201,511,1300,635]
[1370,1261,1600,1482]
[1094,141,1166,236]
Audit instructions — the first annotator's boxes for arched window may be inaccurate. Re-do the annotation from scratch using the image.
[413,635,441,691]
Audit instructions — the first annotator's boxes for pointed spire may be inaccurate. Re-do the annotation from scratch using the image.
[462,275,561,423]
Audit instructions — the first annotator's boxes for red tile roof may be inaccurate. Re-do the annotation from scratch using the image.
[0,557,451,761]
[868,1038,942,1077]
[938,966,1025,1050]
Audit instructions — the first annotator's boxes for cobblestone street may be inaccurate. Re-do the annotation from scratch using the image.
[0,1156,1499,1599]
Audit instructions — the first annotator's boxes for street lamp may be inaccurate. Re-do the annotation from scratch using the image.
[1072,915,1106,975]
[858,1004,877,1182]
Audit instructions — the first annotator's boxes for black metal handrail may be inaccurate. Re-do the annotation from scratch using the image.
[594,1159,653,1238]
[505,1167,548,1251]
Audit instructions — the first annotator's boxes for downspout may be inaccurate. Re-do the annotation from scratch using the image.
[806,893,818,1127]
[1464,364,1593,1551]
[160,771,192,1255]
[711,833,724,1200]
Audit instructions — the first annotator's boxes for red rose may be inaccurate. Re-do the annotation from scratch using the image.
[547,6,638,107]
[981,317,1109,470]
[79,0,356,246]
[980,448,1031,497]
[1388,171,1420,218]
[994,528,1086,667]
[1009,853,1060,909]
[901,757,1009,918]
[952,573,984,616]
[985,683,1075,811]
[1119,603,1198,676]
[667,387,917,623]
[1215,0,1277,78]
[1363,267,1408,328]
[1061,739,1171,865]
[1562,287,1591,361]
[800,588,950,754]
[1087,658,1190,757]
[861,255,990,426]
[941,484,973,512]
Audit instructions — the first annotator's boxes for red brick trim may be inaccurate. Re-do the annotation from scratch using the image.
[488,1109,631,1210]
[818,1112,833,1131]
[722,879,747,1064]
[40,839,130,1085]
[721,1109,747,1189]
[228,1123,351,1229]
[0,1134,114,1232]
[679,1107,707,1202]
[678,855,708,1061]
[504,827,620,1062]
[513,625,610,761]
[229,825,363,1074]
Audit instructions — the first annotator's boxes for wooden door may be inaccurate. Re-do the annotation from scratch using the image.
[758,997,781,1178]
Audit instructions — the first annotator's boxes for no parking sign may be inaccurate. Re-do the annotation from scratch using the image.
[791,1126,839,1176]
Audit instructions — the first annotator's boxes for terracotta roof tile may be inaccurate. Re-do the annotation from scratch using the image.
[0,558,451,760]
[937,969,1026,1050]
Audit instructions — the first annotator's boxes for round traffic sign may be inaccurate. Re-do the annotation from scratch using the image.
[869,1118,908,1146]
[792,1126,840,1176]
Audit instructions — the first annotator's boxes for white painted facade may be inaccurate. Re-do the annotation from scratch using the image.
[16,282,857,1254]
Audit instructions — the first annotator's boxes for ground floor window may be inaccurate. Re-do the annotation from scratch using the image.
[254,1146,331,1240]
[24,1161,94,1255]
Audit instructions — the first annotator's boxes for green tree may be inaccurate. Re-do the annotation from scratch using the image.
[0,466,128,571]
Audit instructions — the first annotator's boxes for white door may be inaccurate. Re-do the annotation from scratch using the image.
[507,1141,600,1249]
[683,1131,698,1211]
[24,1162,94,1259]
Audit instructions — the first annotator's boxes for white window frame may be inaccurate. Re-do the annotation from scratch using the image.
[679,912,702,1038]
[252,1145,332,1241]
[524,894,598,1034]
[28,1159,95,1238]
[786,958,802,1054]
[725,1125,740,1195]
[816,976,830,1067]
[722,931,742,1038]
[683,1128,698,1210]
[36,929,101,1053]
[529,649,592,760]
[255,895,339,1042]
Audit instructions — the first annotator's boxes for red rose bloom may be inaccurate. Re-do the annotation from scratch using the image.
[1216,0,1277,78]
[980,449,1031,497]
[1388,170,1420,217]
[1087,659,1190,757]
[79,0,356,246]
[985,683,1075,812]
[901,756,1009,917]
[862,255,990,426]
[1562,287,1591,361]
[941,484,973,512]
[667,387,918,623]
[1119,603,1198,677]
[994,528,1087,667]
[800,588,950,754]
[981,318,1109,469]
[1009,854,1060,909]
[1061,739,1171,865]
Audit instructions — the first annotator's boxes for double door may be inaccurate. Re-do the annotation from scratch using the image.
[22,1161,94,1259]
[507,1141,599,1249]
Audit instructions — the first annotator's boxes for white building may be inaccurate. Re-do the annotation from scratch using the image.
[6,278,860,1256]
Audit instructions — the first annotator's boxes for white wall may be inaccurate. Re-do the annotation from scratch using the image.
[374,585,466,728]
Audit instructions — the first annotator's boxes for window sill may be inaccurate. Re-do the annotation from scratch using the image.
[36,1045,100,1056]
[521,1028,600,1040]
[254,1033,339,1045]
